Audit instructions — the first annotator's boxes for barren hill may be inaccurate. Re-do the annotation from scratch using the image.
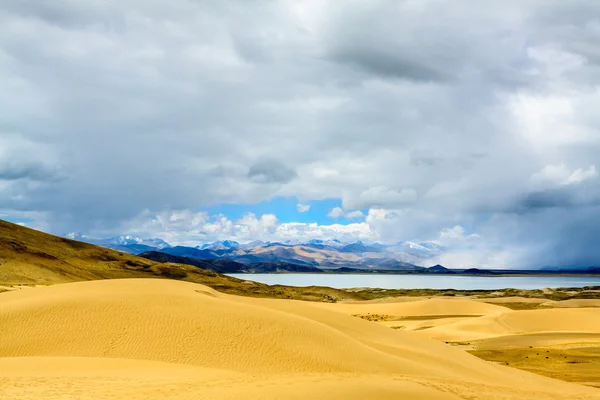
[0,220,351,302]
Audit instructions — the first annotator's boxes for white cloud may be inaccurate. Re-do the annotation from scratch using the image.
[531,163,597,189]
[345,210,365,219]
[344,186,417,209]
[327,207,365,220]
[296,203,310,213]
[99,209,377,246]
[327,207,345,219]
[565,165,598,185]
[274,221,377,243]
[365,208,403,224]
[510,87,600,151]
[526,45,586,80]
[439,225,480,241]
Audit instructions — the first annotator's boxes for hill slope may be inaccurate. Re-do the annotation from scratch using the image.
[0,219,162,284]
[0,220,352,302]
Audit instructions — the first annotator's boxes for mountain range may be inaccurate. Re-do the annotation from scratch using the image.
[67,234,446,271]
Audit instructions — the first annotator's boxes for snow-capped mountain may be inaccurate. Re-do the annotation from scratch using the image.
[196,240,240,250]
[96,236,171,249]
[239,240,266,249]
[64,234,171,250]
[102,235,144,246]
[418,241,445,253]
[305,239,345,248]
[140,238,172,249]
[389,241,446,255]
[66,233,447,268]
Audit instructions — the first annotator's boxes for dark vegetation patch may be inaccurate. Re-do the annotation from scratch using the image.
[396,314,482,321]
[156,265,188,279]
[92,252,122,262]
[412,326,434,331]
[30,251,59,260]
[485,302,547,310]
[58,238,91,250]
[346,287,600,301]
[352,313,396,322]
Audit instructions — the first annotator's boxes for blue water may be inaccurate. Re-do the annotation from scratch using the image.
[226,273,600,290]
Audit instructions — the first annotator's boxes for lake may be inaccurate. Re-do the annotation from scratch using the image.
[226,273,600,290]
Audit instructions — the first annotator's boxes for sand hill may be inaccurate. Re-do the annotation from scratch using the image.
[314,296,600,388]
[1,278,599,399]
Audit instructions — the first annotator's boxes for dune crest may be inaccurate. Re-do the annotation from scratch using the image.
[422,308,600,341]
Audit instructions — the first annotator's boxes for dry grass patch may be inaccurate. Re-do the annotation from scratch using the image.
[469,346,600,387]
[485,302,548,310]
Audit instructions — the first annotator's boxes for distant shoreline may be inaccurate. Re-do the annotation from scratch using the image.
[228,271,600,277]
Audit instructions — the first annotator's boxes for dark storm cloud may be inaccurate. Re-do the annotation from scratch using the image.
[0,162,57,181]
[248,160,298,184]
[520,189,575,210]
[516,184,600,212]
[331,48,452,82]
[0,0,599,267]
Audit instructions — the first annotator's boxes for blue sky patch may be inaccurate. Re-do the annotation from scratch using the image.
[203,196,366,224]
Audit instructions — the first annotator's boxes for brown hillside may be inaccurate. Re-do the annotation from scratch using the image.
[0,219,356,302]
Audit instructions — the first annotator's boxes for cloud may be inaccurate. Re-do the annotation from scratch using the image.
[327,207,345,219]
[0,162,57,181]
[0,134,62,182]
[296,203,310,213]
[345,210,365,219]
[247,160,298,184]
[567,166,598,185]
[440,225,480,242]
[343,187,417,209]
[99,209,377,246]
[516,164,600,211]
[531,163,597,188]
[1,1,599,267]
[327,207,365,220]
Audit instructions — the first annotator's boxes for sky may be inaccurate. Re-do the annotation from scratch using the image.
[1,0,600,268]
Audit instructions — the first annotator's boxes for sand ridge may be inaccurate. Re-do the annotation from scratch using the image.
[320,297,509,316]
[1,278,599,399]
[421,308,600,341]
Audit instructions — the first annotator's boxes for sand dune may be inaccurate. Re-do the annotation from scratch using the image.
[422,308,600,341]
[542,299,600,308]
[320,293,600,388]
[312,297,509,332]
[1,279,598,399]
[321,297,508,317]
[0,357,462,400]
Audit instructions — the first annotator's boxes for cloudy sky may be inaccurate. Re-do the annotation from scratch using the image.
[1,0,600,268]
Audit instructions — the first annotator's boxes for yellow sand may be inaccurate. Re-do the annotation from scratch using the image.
[541,299,600,308]
[320,297,508,316]
[1,279,598,399]
[471,332,600,350]
[421,308,600,341]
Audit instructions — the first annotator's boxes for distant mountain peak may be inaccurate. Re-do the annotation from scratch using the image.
[239,240,265,249]
[196,240,240,250]
[64,233,449,267]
